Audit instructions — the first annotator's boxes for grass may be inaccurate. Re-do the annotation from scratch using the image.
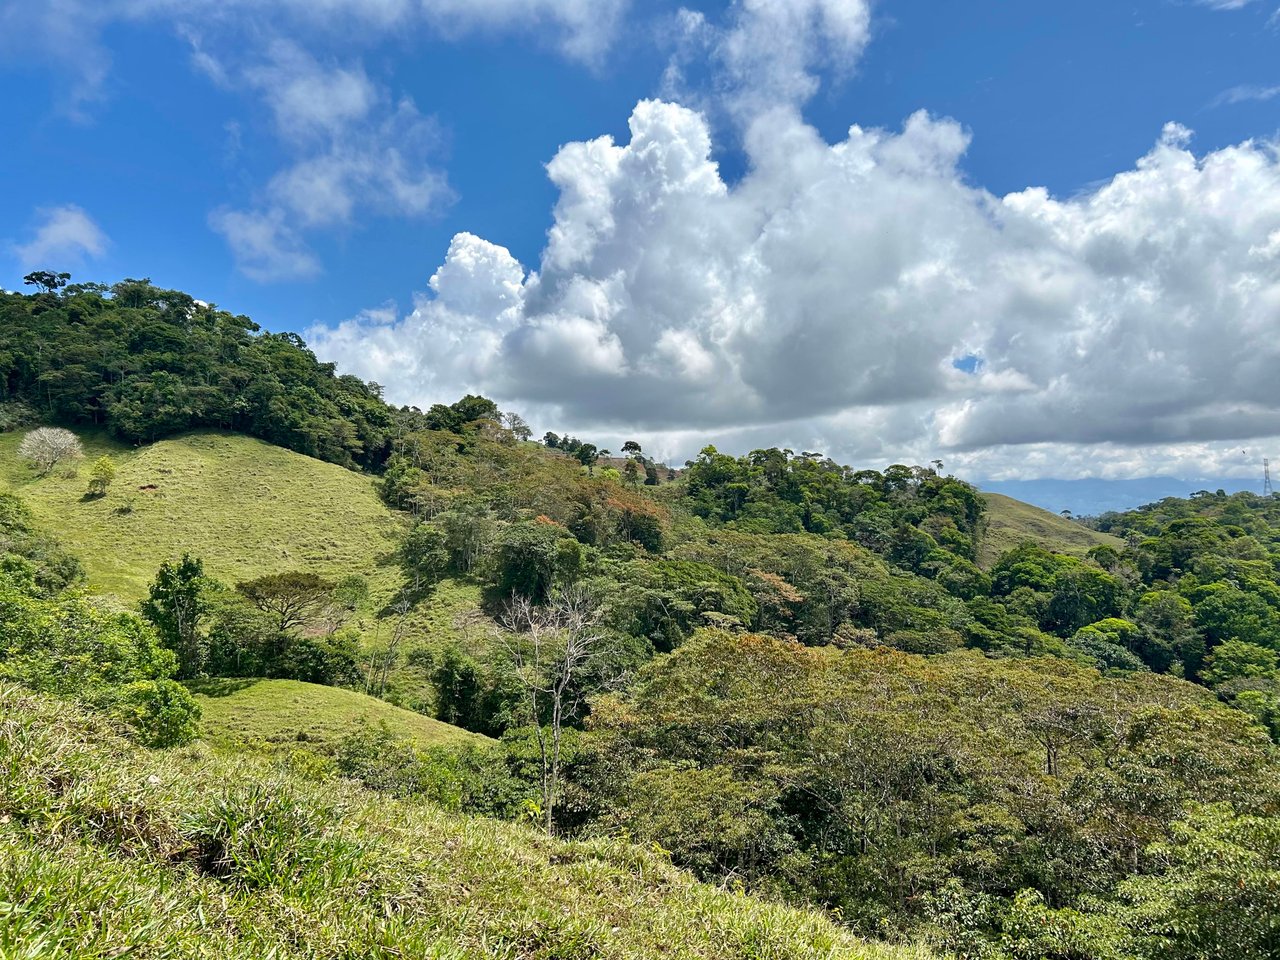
[0,685,938,960]
[0,427,503,713]
[978,492,1124,568]
[0,429,405,601]
[190,678,486,750]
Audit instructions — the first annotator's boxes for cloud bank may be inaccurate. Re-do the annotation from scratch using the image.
[308,100,1280,478]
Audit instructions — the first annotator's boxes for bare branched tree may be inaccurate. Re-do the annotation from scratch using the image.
[365,597,412,698]
[499,587,609,835]
[18,427,83,476]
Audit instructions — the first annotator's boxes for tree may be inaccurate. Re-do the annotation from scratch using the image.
[140,555,208,679]
[623,459,642,487]
[622,440,643,458]
[500,588,609,835]
[86,455,116,497]
[236,571,336,633]
[575,442,599,476]
[1202,640,1280,687]
[503,411,533,442]
[1,278,397,471]
[451,394,500,424]
[491,522,562,602]
[1134,590,1204,675]
[23,271,70,293]
[1116,805,1280,960]
[17,427,83,476]
[399,522,449,594]
[644,463,660,486]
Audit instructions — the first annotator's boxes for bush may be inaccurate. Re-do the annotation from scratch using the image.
[334,724,535,818]
[0,492,84,594]
[273,631,361,686]
[117,679,202,748]
[0,583,176,695]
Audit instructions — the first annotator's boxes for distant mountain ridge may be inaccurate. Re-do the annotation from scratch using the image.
[977,476,1266,517]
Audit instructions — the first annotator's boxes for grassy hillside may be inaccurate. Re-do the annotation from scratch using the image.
[191,678,485,750]
[0,429,404,600]
[977,491,1123,567]
[0,685,935,960]
[0,427,505,712]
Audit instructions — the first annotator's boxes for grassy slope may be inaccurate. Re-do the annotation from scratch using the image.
[0,686,935,960]
[0,428,497,715]
[978,492,1124,568]
[191,678,485,749]
[0,429,404,600]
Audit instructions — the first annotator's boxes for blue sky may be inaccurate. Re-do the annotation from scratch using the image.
[2,0,1279,480]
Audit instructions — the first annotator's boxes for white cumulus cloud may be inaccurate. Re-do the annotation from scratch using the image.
[308,99,1280,479]
[662,0,873,116]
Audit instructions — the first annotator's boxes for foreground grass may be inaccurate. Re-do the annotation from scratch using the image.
[0,430,403,601]
[190,678,486,750]
[977,492,1123,567]
[0,687,936,960]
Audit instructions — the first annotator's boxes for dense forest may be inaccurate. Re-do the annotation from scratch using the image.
[2,279,1279,959]
[1,278,400,468]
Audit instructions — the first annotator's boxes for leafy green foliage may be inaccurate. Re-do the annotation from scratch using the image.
[141,554,208,679]
[604,558,757,651]
[10,276,1280,959]
[1114,804,1280,960]
[0,281,395,469]
[117,679,202,748]
[86,454,116,497]
[0,567,197,746]
[579,630,1280,952]
[682,447,984,563]
[0,491,83,594]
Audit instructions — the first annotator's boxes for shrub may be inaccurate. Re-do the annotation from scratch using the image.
[274,631,361,686]
[87,455,117,497]
[117,679,201,748]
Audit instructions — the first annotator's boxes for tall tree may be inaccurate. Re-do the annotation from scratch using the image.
[22,271,70,293]
[500,588,609,835]
[140,555,208,679]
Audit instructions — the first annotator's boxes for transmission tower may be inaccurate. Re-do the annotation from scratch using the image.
[1266,459,1274,497]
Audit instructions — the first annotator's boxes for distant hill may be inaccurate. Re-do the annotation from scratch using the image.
[190,678,485,750]
[1,686,937,960]
[0,430,404,601]
[979,476,1263,517]
[977,492,1123,567]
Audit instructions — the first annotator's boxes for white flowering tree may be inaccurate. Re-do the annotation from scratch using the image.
[17,427,84,476]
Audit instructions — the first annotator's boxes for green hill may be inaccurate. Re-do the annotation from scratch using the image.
[0,429,404,601]
[977,491,1123,567]
[191,678,485,750]
[0,685,935,960]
